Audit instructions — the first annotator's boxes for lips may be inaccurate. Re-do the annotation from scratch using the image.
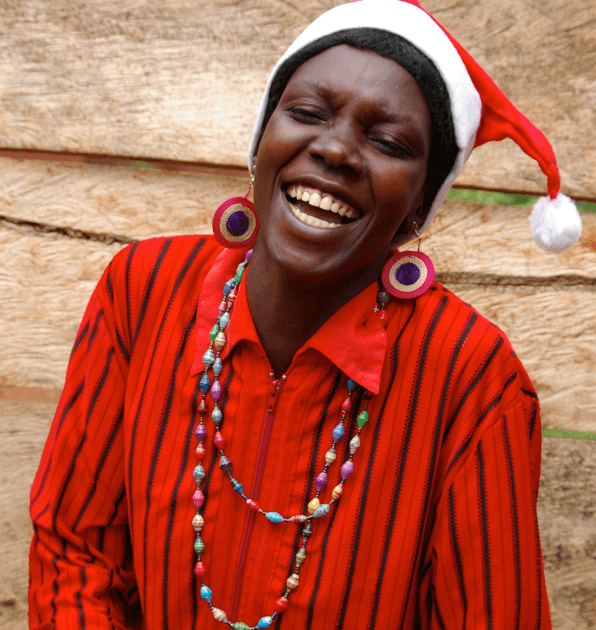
[285,184,361,229]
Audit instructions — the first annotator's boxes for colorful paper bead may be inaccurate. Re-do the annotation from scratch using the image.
[332,484,344,500]
[275,597,289,612]
[212,608,228,623]
[307,497,320,514]
[211,381,222,400]
[313,504,330,518]
[219,455,232,473]
[340,461,354,479]
[246,499,260,511]
[200,585,212,601]
[286,573,299,591]
[357,410,369,428]
[192,490,205,509]
[325,447,337,465]
[349,435,361,454]
[315,472,328,490]
[192,514,204,532]
[194,536,205,555]
[193,465,205,485]
[266,512,284,523]
[332,423,345,442]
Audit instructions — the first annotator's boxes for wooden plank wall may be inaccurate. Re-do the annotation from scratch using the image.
[1,1,595,627]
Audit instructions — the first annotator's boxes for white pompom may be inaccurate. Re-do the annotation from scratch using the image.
[529,192,582,252]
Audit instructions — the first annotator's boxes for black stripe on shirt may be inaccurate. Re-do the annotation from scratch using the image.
[76,567,87,630]
[444,370,518,480]
[442,337,505,446]
[502,418,521,630]
[477,442,493,629]
[132,239,172,350]
[71,321,90,358]
[125,242,140,348]
[431,584,447,630]
[140,310,196,624]
[31,380,85,509]
[72,405,124,530]
[448,486,468,624]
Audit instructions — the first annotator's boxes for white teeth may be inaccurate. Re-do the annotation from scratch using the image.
[319,196,332,210]
[308,192,322,207]
[291,205,339,229]
[286,185,360,221]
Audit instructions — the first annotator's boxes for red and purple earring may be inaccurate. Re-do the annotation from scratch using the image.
[212,174,259,249]
[381,227,435,299]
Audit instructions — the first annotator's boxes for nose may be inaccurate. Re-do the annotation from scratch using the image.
[307,122,363,175]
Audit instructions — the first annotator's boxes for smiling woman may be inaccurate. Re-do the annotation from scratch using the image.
[28,1,581,629]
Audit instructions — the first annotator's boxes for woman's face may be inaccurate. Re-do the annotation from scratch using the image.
[252,44,432,284]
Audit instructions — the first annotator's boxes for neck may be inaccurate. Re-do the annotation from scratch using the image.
[245,245,382,378]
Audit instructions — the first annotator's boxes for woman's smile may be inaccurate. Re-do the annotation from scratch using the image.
[285,184,361,228]
[252,44,431,283]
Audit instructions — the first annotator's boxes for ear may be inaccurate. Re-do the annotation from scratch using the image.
[250,155,257,176]
[390,199,427,250]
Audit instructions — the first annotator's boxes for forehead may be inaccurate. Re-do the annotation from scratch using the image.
[282,44,429,120]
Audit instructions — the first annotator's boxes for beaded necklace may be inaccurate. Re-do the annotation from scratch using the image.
[191,249,373,629]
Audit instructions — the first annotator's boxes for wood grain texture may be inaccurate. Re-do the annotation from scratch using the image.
[0,0,594,197]
[0,227,125,391]
[0,399,55,630]
[538,436,596,629]
[425,200,596,279]
[0,156,246,239]
[1,400,594,629]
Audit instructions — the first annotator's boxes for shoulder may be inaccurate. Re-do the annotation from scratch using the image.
[108,235,221,285]
[91,235,224,352]
[391,280,537,416]
[98,235,222,304]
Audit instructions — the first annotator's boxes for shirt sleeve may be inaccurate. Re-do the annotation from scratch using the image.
[28,251,140,630]
[426,389,551,628]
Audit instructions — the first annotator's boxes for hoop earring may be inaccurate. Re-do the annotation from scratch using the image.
[212,174,259,249]
[381,227,435,299]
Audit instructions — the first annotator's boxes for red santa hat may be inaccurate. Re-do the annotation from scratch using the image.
[248,0,582,252]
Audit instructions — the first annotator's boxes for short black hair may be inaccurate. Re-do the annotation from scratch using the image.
[261,28,459,222]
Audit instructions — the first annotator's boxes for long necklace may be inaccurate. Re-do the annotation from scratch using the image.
[191,249,372,629]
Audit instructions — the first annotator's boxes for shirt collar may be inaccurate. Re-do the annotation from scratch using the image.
[192,247,387,394]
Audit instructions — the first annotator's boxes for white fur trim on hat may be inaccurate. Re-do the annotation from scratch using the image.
[529,193,583,253]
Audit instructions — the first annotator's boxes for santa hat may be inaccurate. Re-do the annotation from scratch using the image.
[248,0,582,253]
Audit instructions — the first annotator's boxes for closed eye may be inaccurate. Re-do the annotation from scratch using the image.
[370,136,412,158]
[288,107,325,123]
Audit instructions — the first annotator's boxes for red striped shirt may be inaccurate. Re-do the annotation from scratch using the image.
[29,236,551,629]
